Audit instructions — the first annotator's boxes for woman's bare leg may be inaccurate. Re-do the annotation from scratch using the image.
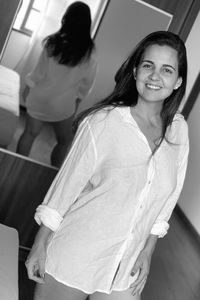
[16,114,43,156]
[34,273,88,300]
[90,289,140,300]
[51,115,75,167]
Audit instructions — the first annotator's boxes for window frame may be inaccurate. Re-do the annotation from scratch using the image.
[16,0,43,36]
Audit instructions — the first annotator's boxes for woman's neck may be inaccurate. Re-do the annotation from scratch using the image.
[132,101,162,126]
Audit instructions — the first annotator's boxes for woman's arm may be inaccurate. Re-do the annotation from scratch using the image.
[77,57,98,99]
[25,48,48,88]
[141,234,158,256]
[25,224,53,283]
[130,120,189,296]
[34,117,100,232]
[26,115,104,282]
[150,135,189,238]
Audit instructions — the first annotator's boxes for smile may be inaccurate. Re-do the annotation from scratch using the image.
[146,83,162,90]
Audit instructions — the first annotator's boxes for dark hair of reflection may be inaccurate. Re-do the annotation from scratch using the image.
[43,1,95,66]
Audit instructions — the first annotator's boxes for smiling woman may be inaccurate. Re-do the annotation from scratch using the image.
[25,31,189,300]
[134,44,182,105]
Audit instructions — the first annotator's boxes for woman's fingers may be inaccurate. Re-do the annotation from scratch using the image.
[131,259,140,276]
[130,265,147,288]
[25,260,45,283]
[131,276,147,296]
[138,278,147,295]
[130,263,148,296]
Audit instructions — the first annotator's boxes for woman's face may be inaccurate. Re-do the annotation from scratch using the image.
[134,44,182,105]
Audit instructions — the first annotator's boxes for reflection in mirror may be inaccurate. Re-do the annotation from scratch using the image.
[0,0,108,168]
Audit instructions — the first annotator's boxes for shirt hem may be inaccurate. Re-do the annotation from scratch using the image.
[27,109,74,122]
[45,270,131,295]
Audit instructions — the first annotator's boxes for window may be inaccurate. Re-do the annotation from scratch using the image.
[13,0,47,36]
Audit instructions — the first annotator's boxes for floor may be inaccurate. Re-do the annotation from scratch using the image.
[18,211,200,300]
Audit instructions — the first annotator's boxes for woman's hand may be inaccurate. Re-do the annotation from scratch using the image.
[25,224,53,283]
[130,249,152,295]
[130,234,158,296]
[25,242,46,283]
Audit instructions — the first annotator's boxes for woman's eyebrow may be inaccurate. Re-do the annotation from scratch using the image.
[163,64,176,71]
[141,59,153,64]
[142,60,176,71]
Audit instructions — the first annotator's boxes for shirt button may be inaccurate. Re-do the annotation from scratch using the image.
[148,181,151,184]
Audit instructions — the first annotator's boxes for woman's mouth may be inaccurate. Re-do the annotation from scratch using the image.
[146,83,162,90]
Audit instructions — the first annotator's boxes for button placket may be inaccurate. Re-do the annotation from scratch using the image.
[138,158,155,210]
[122,151,157,261]
[147,157,155,186]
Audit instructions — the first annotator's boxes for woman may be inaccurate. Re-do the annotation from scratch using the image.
[17,2,97,167]
[26,31,189,300]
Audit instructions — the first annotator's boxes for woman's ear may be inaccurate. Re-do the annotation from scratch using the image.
[174,77,182,90]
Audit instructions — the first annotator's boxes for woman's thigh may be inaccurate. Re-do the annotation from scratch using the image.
[52,115,74,144]
[25,114,44,136]
[34,273,88,300]
[90,289,140,300]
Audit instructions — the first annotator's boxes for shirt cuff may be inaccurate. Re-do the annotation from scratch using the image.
[150,220,170,238]
[34,205,63,232]
[25,74,35,88]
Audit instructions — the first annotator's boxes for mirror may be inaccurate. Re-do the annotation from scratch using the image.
[0,0,109,168]
[0,0,173,168]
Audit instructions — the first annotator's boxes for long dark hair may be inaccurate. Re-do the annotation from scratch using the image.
[74,31,187,149]
[43,2,95,66]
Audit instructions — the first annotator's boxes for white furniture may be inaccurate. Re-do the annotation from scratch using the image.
[0,224,19,300]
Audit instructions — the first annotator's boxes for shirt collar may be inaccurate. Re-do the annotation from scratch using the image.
[115,106,137,126]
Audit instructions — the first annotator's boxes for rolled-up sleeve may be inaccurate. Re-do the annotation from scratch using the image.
[25,49,48,88]
[35,206,63,231]
[34,118,98,231]
[151,132,189,238]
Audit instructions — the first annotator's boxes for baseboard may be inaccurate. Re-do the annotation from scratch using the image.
[19,245,30,262]
[175,205,200,246]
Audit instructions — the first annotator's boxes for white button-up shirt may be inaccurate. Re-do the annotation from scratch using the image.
[35,106,189,294]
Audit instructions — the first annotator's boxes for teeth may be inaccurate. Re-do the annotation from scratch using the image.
[146,84,161,90]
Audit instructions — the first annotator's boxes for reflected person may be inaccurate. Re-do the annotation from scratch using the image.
[25,31,189,300]
[17,2,97,167]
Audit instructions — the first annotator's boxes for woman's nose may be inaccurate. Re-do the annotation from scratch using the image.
[149,69,160,80]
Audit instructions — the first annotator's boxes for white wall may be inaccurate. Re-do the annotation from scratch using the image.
[178,11,200,235]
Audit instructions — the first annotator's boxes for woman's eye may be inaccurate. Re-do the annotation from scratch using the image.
[142,64,152,69]
[163,68,173,74]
